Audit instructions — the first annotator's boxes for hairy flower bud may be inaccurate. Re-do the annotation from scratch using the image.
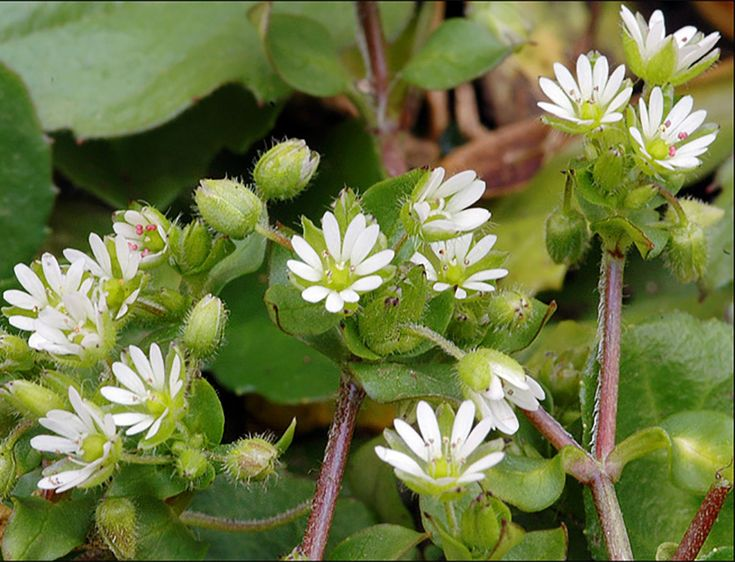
[182,295,227,358]
[96,497,137,560]
[0,448,17,499]
[1,380,65,418]
[169,220,212,275]
[545,207,591,266]
[0,334,34,372]
[253,139,320,201]
[224,437,279,482]
[593,147,626,195]
[485,289,533,330]
[460,494,512,556]
[172,444,215,488]
[664,222,707,283]
[195,179,263,239]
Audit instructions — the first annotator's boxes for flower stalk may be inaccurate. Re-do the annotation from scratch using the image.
[672,480,733,561]
[298,375,365,560]
[180,500,311,533]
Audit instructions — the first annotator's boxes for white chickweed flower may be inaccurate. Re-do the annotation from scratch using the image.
[458,348,545,435]
[30,386,120,493]
[101,343,185,446]
[64,233,142,320]
[113,207,170,267]
[287,211,395,314]
[620,6,720,85]
[403,168,491,240]
[375,400,504,497]
[538,53,632,133]
[411,233,508,300]
[629,87,718,173]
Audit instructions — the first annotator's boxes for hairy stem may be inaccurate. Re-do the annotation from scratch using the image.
[593,249,625,461]
[255,224,293,251]
[180,500,311,532]
[403,323,466,360]
[356,1,406,176]
[672,480,733,561]
[589,473,634,560]
[299,376,365,560]
[443,501,459,537]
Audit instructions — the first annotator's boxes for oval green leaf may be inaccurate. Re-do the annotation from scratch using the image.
[327,524,426,560]
[484,454,566,512]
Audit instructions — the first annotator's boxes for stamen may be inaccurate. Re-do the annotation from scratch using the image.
[678,132,688,140]
[128,242,139,251]
[668,145,677,157]
[145,224,157,232]
[664,120,671,128]
[135,224,144,235]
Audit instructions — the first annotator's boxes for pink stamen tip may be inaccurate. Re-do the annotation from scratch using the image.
[141,249,150,257]
[128,242,139,251]
[145,224,157,232]
[135,224,144,235]
[678,132,688,140]
[664,120,671,127]
[668,146,677,157]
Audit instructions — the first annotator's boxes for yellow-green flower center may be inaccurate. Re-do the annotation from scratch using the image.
[146,390,169,417]
[81,434,107,462]
[647,138,670,160]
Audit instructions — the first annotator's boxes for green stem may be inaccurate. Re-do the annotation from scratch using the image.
[180,500,311,533]
[443,501,459,537]
[121,452,173,465]
[3,419,34,449]
[393,232,409,254]
[403,324,465,360]
[589,474,634,560]
[255,224,293,251]
[655,185,689,225]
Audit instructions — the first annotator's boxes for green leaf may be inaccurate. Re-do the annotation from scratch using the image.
[0,3,287,138]
[211,274,339,404]
[502,526,568,560]
[606,427,671,481]
[402,18,511,90]
[350,362,463,404]
[2,494,96,560]
[361,169,425,239]
[483,454,566,513]
[702,155,734,292]
[265,14,350,97]
[53,85,282,208]
[135,496,207,560]
[183,378,225,445]
[0,62,54,281]
[347,437,414,527]
[591,216,656,258]
[205,231,267,295]
[265,283,342,337]
[700,546,735,560]
[582,312,734,559]
[327,524,426,560]
[188,475,376,560]
[482,299,556,354]
[661,410,734,493]
[107,464,188,500]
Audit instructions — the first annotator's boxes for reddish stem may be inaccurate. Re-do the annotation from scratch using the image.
[589,473,634,560]
[672,481,733,561]
[594,249,625,461]
[298,377,365,560]
[356,1,406,176]
[523,406,582,451]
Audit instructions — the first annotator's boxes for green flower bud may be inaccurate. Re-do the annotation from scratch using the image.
[173,445,214,488]
[253,139,320,201]
[460,494,512,556]
[664,222,707,283]
[169,220,212,275]
[1,380,65,418]
[485,289,533,330]
[593,147,626,195]
[182,295,227,358]
[224,437,279,482]
[545,207,591,266]
[624,185,657,209]
[196,178,263,239]
[96,497,137,560]
[456,348,525,392]
[0,448,17,499]
[134,289,190,322]
[0,334,34,372]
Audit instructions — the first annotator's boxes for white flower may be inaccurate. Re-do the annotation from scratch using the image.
[405,168,491,239]
[287,211,395,314]
[620,6,720,85]
[460,349,545,435]
[375,400,504,496]
[113,207,169,266]
[64,234,142,320]
[411,233,508,299]
[101,343,185,444]
[629,87,718,172]
[30,386,119,493]
[538,53,632,132]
